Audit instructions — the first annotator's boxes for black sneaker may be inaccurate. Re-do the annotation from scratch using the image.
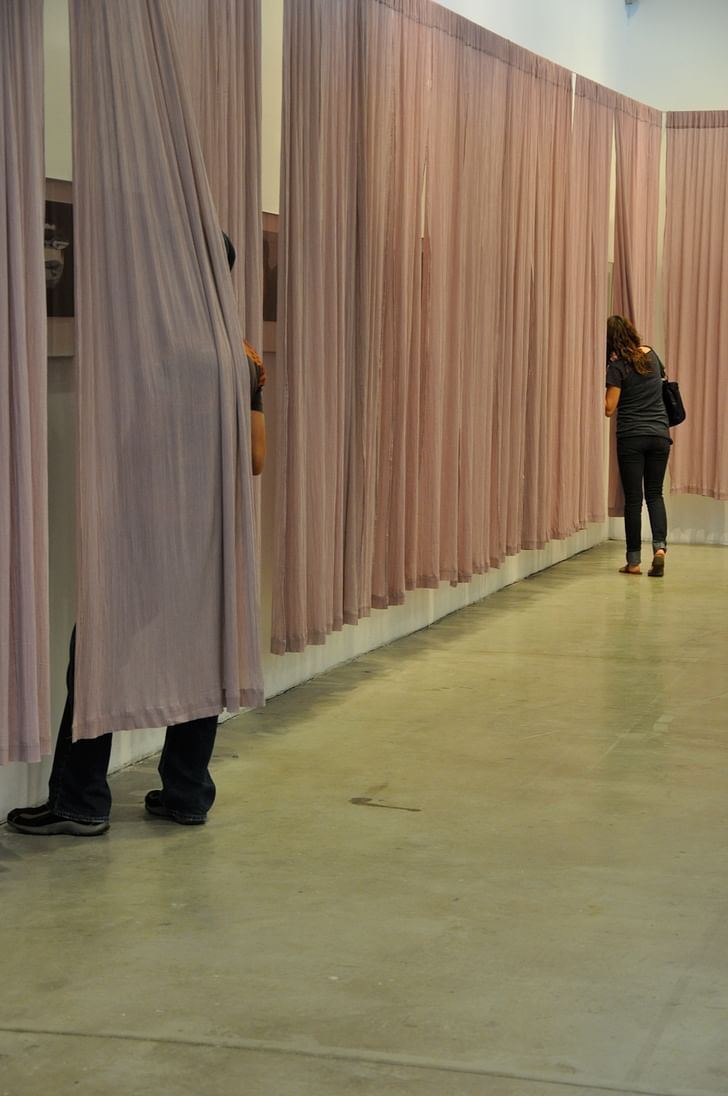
[144,790,206,826]
[6,808,109,836]
[7,802,52,824]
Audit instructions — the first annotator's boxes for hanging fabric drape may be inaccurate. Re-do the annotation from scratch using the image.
[69,0,264,738]
[665,111,728,501]
[171,0,265,561]
[513,54,573,552]
[271,0,359,651]
[172,0,262,352]
[362,0,429,604]
[612,96,662,339]
[609,95,662,518]
[568,78,615,531]
[272,0,609,656]
[0,0,50,765]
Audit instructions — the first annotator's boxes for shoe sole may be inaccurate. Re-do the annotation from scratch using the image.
[144,790,206,825]
[7,818,109,836]
[143,811,205,824]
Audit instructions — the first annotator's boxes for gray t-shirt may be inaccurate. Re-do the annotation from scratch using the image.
[606,349,670,438]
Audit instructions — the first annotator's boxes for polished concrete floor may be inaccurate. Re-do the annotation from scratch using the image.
[1,542,727,1096]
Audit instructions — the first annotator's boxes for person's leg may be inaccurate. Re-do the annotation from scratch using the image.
[7,628,112,835]
[146,714,219,824]
[46,628,114,822]
[643,437,671,551]
[644,437,671,575]
[617,437,646,568]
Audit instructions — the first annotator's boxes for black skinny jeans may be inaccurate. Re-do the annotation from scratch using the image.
[48,629,219,823]
[616,434,671,566]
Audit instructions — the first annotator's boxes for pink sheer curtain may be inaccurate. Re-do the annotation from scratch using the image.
[665,112,728,500]
[0,0,50,764]
[271,0,359,652]
[568,78,615,530]
[427,40,577,564]
[69,0,263,738]
[609,95,662,516]
[613,96,662,339]
[272,0,610,656]
[172,0,262,351]
[172,0,265,564]
[362,0,429,605]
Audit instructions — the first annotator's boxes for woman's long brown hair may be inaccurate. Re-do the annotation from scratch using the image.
[606,315,654,376]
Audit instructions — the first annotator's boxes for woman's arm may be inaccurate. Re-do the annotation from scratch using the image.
[251,410,266,475]
[605,386,621,418]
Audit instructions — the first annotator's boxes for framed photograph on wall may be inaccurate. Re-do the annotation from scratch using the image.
[262,211,278,353]
[45,178,74,357]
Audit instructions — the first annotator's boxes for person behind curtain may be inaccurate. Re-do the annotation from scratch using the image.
[605,315,671,577]
[7,235,265,836]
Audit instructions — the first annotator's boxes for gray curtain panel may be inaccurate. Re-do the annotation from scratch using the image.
[665,111,728,501]
[68,0,264,739]
[0,0,50,764]
[272,0,610,657]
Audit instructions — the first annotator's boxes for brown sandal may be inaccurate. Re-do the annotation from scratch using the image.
[619,565,641,575]
[648,552,665,578]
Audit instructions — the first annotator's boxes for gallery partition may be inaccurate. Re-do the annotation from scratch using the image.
[271,0,620,657]
[664,111,728,503]
[3,0,728,794]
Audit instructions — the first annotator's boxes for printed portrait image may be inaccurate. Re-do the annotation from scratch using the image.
[45,198,74,318]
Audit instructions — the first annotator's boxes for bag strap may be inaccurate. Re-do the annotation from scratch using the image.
[653,349,667,379]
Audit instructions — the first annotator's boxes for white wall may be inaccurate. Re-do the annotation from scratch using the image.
[3,0,726,817]
[440,0,728,111]
[261,0,283,215]
[44,0,72,181]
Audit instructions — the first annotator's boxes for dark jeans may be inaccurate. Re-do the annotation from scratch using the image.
[617,434,671,566]
[48,629,219,824]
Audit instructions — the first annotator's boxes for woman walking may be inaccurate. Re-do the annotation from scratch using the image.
[605,315,671,577]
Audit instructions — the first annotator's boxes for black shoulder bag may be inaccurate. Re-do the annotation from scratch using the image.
[663,380,686,426]
[656,353,686,427]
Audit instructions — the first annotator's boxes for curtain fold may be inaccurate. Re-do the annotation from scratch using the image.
[0,0,50,764]
[172,0,262,351]
[569,77,615,530]
[171,0,265,600]
[69,0,263,738]
[612,95,662,339]
[609,93,662,517]
[664,111,728,500]
[272,0,610,656]
[522,59,573,549]
[270,0,359,653]
[362,0,429,607]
